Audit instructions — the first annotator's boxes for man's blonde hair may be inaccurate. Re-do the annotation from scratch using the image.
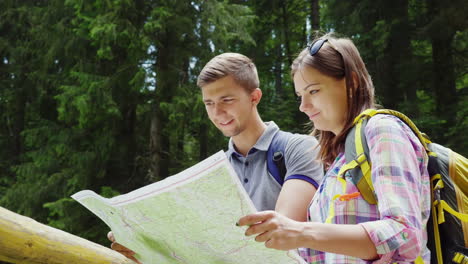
[197,53,259,92]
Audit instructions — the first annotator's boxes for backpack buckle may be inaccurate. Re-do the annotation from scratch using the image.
[434,185,441,203]
[432,177,444,203]
[355,153,367,166]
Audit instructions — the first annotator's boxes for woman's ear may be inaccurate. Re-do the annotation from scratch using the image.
[251,88,262,105]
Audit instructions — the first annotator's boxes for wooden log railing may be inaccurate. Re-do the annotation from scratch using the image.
[0,206,134,264]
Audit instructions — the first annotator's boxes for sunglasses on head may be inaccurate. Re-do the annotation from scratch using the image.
[308,38,329,56]
[308,38,341,57]
[307,38,343,63]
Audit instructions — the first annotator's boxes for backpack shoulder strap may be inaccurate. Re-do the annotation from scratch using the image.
[342,108,433,205]
[373,109,432,151]
[267,130,293,186]
[342,113,376,204]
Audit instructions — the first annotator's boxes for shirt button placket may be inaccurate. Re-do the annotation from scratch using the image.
[243,160,249,183]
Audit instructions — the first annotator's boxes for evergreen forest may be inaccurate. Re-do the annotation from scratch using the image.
[0,0,466,249]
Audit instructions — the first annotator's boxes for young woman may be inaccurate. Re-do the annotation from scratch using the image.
[237,35,431,263]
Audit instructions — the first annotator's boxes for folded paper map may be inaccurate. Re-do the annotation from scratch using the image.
[72,150,306,264]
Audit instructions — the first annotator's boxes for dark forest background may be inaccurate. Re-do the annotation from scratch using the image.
[0,0,466,247]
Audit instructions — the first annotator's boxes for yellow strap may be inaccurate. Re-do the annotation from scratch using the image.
[431,174,441,182]
[373,109,431,146]
[360,159,372,193]
[452,252,468,263]
[391,255,424,264]
[354,120,372,181]
[353,109,377,124]
[431,179,444,263]
[449,150,468,247]
[337,176,347,194]
[338,159,360,176]
[438,199,446,224]
[325,194,341,224]
[355,119,364,156]
[325,178,348,224]
[434,199,468,224]
[354,118,375,203]
[434,178,444,190]
[357,109,432,152]
[414,255,424,264]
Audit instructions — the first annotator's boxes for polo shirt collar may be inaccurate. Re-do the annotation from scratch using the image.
[226,121,280,158]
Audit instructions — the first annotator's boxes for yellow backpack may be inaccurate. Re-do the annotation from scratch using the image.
[340,109,468,264]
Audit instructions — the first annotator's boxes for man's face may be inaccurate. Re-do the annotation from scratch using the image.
[201,75,257,137]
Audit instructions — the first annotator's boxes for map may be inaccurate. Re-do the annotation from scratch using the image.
[72,151,306,264]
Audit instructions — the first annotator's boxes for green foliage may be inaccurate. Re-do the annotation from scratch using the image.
[44,186,120,236]
[44,198,77,230]
[445,95,468,156]
[202,1,255,49]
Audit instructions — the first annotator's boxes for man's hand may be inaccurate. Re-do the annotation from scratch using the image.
[107,231,142,264]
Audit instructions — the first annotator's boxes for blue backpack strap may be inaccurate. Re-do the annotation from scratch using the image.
[267,130,292,186]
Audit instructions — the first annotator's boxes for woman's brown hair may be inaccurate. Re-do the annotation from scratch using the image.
[291,34,375,166]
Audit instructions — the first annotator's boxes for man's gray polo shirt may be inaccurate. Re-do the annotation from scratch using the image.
[225,121,322,211]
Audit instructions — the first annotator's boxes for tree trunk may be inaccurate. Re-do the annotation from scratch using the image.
[119,103,138,188]
[310,0,320,31]
[274,34,283,96]
[12,88,26,158]
[281,0,292,68]
[427,0,457,126]
[380,0,412,109]
[431,35,457,122]
[0,206,134,264]
[148,24,182,181]
[148,105,163,182]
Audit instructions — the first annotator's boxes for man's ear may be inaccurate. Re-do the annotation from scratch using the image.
[251,88,262,105]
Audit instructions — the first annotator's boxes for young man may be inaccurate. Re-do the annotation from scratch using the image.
[197,53,323,221]
[109,53,323,260]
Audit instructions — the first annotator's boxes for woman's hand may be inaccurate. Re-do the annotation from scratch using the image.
[237,210,305,251]
[107,231,142,264]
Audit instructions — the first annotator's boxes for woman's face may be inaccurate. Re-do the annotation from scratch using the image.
[294,66,348,135]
